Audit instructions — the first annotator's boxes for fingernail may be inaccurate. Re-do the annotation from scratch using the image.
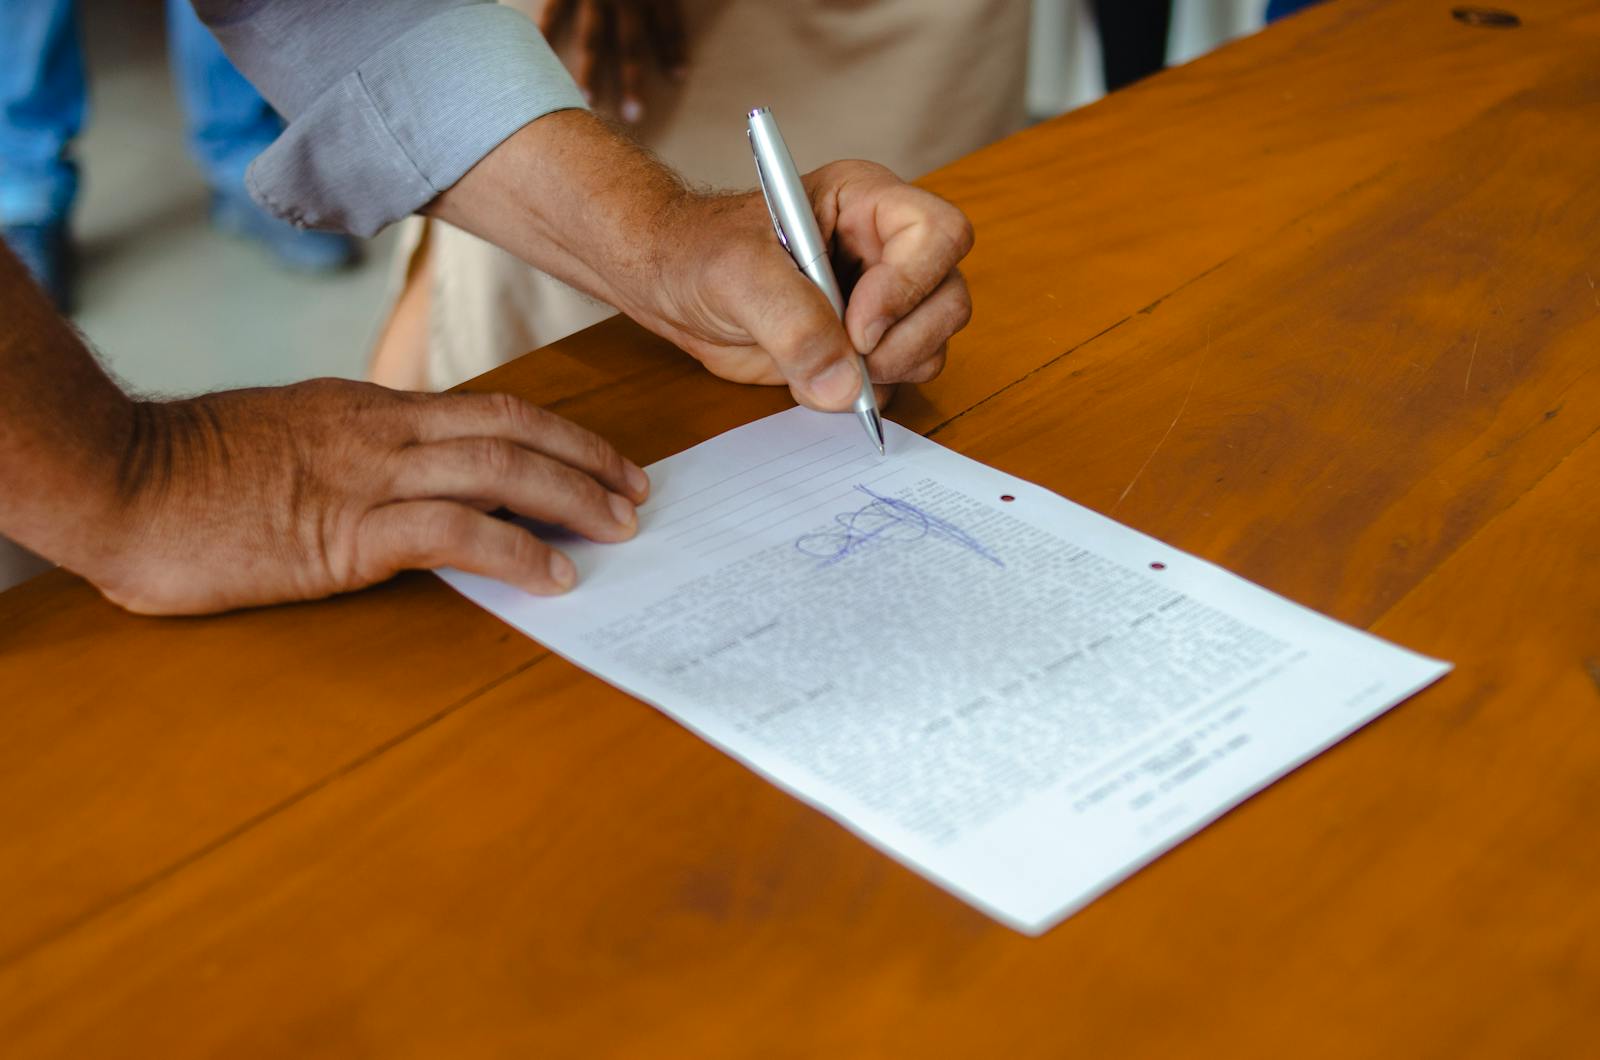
[608,491,637,529]
[621,98,644,123]
[624,460,650,499]
[862,317,891,353]
[548,551,576,591]
[812,359,862,408]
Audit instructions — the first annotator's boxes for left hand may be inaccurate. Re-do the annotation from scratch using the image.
[633,160,976,411]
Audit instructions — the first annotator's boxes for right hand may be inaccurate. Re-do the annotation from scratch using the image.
[429,116,974,414]
[631,160,975,413]
[86,379,650,615]
[538,0,688,123]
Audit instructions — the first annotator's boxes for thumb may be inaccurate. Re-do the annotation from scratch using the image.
[738,253,865,411]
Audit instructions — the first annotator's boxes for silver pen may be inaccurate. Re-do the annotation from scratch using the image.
[747,106,886,455]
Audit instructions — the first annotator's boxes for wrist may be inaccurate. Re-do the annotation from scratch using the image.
[428,110,694,323]
[634,189,781,347]
[73,392,292,612]
[0,275,144,578]
[66,399,182,596]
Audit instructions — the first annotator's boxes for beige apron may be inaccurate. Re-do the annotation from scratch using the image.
[383,0,1029,391]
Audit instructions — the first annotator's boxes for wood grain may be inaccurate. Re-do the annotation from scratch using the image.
[2,0,1598,1055]
[0,573,545,963]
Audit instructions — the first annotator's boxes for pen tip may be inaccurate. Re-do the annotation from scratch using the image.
[860,407,886,456]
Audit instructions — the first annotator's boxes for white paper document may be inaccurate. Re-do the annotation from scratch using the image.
[441,408,1449,933]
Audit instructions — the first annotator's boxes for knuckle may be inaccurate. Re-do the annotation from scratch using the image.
[302,376,354,401]
[349,511,393,584]
[851,159,897,184]
[470,436,518,481]
[891,268,934,313]
[942,208,976,258]
[880,348,923,384]
[582,429,624,480]
[912,345,948,383]
[948,285,974,332]
[403,509,443,558]
[300,377,338,399]
[507,525,548,574]
[813,159,854,185]
[420,503,475,555]
[536,464,612,533]
[566,464,613,515]
[487,391,537,434]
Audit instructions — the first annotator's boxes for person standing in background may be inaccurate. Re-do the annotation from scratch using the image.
[368,0,1029,393]
[0,0,357,312]
[1092,0,1173,92]
[1267,0,1322,20]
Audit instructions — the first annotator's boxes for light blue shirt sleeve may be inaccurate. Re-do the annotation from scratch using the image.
[194,1,586,237]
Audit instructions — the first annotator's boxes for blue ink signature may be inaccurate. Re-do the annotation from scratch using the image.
[795,485,1004,567]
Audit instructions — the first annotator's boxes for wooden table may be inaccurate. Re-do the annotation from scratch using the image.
[4,1,1599,1054]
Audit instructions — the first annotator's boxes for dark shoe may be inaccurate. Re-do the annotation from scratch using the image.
[210,188,360,273]
[1,220,75,313]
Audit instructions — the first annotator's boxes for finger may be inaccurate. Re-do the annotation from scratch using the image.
[860,270,971,385]
[412,391,649,503]
[836,183,974,356]
[393,437,640,543]
[539,0,576,37]
[359,500,579,596]
[647,0,689,77]
[731,251,862,412]
[572,0,605,100]
[617,3,646,122]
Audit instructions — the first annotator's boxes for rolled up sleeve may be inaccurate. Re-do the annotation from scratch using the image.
[194,1,585,237]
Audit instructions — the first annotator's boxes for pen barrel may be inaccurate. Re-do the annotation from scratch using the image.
[800,253,873,415]
[851,358,877,418]
[747,108,830,267]
[799,253,846,319]
[749,106,880,429]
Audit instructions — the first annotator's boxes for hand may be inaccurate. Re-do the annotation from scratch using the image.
[86,380,650,615]
[538,0,687,122]
[430,115,975,411]
[636,160,976,411]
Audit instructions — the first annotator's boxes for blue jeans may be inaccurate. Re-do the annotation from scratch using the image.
[1266,0,1323,19]
[0,0,282,225]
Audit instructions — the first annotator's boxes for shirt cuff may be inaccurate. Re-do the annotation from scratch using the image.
[244,4,585,238]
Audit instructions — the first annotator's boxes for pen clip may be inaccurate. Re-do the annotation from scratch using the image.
[748,130,792,258]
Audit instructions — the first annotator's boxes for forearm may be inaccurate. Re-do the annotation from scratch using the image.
[0,248,136,572]
[425,110,691,322]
